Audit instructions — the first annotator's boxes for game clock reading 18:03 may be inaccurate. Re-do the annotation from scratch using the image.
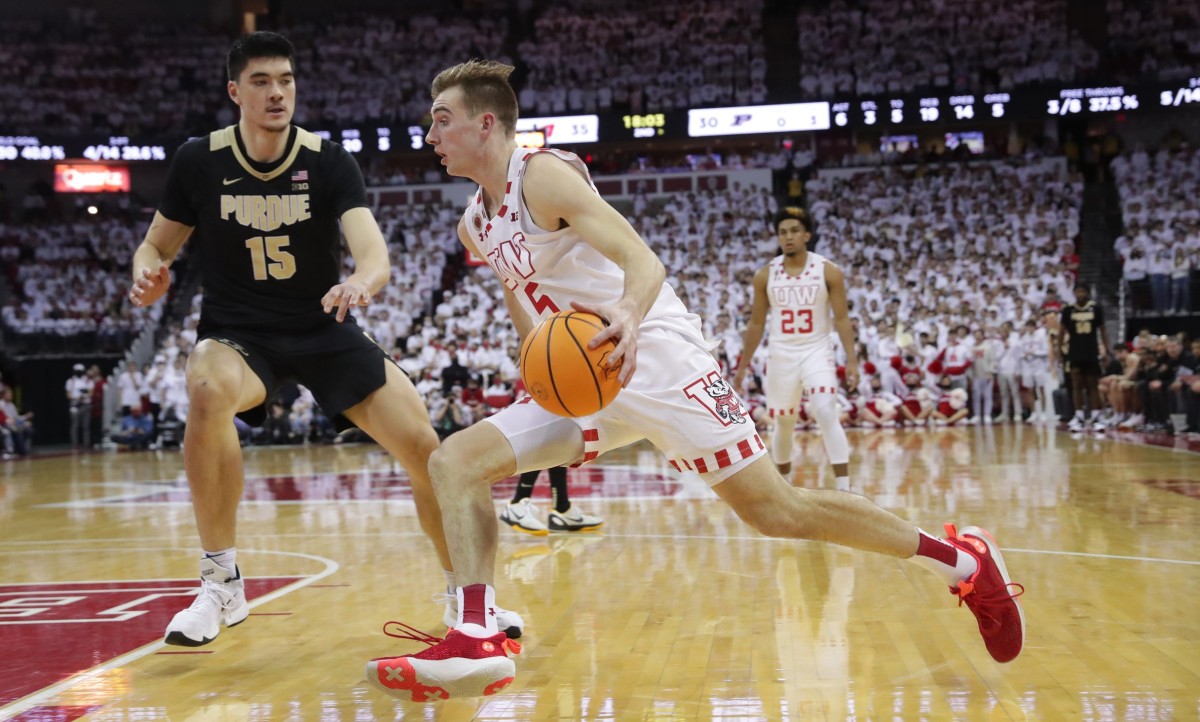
[622,113,666,138]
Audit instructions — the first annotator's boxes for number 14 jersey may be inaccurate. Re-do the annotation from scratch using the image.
[767,253,831,348]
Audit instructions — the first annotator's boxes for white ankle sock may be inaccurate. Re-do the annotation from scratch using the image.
[203,548,237,574]
[835,475,850,491]
[443,569,456,595]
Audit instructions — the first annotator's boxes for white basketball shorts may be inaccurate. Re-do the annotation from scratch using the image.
[764,340,839,418]
[485,326,767,486]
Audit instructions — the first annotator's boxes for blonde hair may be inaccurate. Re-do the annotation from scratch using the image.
[431,59,519,135]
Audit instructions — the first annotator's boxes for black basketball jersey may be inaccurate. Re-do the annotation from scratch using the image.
[158,125,367,332]
[1061,300,1104,360]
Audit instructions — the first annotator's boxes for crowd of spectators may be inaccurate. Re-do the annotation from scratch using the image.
[5,1,1197,137]
[1104,0,1200,83]
[0,217,162,353]
[1112,144,1199,315]
[795,0,1099,99]
[517,0,766,115]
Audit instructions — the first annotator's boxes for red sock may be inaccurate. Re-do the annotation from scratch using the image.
[916,531,959,567]
[910,529,977,586]
[460,583,491,628]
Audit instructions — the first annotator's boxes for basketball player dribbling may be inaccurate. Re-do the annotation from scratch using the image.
[732,208,857,489]
[127,33,522,648]
[365,60,1026,700]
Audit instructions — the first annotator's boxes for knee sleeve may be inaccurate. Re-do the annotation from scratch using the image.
[771,414,798,465]
[809,393,849,465]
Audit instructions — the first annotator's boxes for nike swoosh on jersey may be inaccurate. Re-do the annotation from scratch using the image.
[222,177,243,186]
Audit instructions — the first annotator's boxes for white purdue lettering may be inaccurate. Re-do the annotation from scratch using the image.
[220,195,312,231]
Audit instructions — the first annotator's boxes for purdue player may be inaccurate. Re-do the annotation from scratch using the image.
[732,207,856,489]
[364,60,1024,701]
[128,33,521,647]
[1062,285,1110,432]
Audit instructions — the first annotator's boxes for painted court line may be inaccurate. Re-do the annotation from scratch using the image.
[0,550,339,722]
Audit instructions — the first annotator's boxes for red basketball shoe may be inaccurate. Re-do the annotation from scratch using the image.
[365,622,520,702]
[943,523,1026,663]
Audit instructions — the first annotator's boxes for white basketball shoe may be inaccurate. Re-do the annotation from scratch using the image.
[547,506,605,532]
[499,498,549,536]
[164,557,249,646]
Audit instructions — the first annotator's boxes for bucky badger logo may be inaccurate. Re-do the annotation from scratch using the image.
[684,372,748,427]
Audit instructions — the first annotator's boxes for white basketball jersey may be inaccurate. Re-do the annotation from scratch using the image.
[766,253,832,348]
[464,147,704,341]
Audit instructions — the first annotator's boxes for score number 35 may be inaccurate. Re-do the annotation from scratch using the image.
[245,236,296,280]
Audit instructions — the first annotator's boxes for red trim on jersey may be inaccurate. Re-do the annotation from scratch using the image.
[496,204,508,218]
[582,429,599,442]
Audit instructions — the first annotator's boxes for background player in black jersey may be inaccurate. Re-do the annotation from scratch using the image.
[128,32,521,647]
[1062,285,1110,432]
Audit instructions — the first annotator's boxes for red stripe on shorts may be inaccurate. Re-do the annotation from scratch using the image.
[737,439,752,459]
[693,457,709,473]
[670,460,681,471]
[715,449,731,469]
[582,429,599,442]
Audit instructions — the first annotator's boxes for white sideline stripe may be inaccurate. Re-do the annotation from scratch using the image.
[0,549,339,722]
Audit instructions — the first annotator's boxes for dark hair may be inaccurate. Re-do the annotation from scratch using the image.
[227,32,295,83]
[773,206,814,233]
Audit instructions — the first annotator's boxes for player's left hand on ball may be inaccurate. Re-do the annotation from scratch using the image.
[322,281,372,323]
[570,300,638,386]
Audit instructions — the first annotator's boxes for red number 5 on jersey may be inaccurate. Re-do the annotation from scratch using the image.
[781,309,814,334]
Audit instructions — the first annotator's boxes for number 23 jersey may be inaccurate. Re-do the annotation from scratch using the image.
[766,253,831,349]
[158,124,368,332]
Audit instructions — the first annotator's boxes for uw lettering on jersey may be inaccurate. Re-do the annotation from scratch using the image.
[158,125,368,332]
[1063,300,1103,359]
[463,147,702,339]
[766,254,831,346]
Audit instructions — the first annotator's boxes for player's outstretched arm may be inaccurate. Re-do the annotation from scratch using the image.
[826,263,859,390]
[129,211,192,308]
[324,207,390,322]
[455,215,534,343]
[733,264,770,391]
[522,152,663,385]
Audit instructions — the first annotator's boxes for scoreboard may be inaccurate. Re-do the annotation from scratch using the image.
[3,77,1197,163]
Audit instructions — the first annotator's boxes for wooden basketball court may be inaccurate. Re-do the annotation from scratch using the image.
[2,426,1198,721]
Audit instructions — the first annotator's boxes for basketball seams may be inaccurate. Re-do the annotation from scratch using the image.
[544,315,575,417]
[563,316,605,412]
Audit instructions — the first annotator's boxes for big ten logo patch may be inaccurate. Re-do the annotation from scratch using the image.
[683,372,749,426]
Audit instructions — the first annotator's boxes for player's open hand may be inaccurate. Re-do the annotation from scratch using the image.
[570,300,638,386]
[129,264,170,308]
[322,281,372,323]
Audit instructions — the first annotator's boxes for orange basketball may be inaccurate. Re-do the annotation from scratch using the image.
[520,311,623,417]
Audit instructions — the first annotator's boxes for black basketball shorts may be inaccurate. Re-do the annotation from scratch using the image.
[199,319,396,430]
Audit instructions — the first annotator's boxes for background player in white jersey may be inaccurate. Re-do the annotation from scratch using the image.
[364,60,1025,700]
[732,208,856,489]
